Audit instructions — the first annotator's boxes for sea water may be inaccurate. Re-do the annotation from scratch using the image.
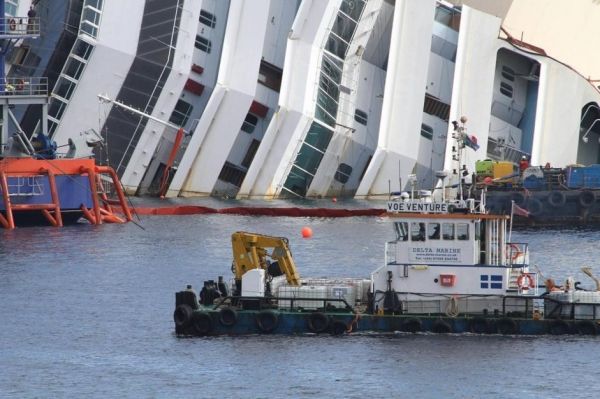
[2,211,600,398]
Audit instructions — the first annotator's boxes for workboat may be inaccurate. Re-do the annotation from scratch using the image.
[173,193,600,336]
[0,3,131,228]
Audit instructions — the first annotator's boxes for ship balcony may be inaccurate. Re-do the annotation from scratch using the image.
[0,77,48,104]
[0,17,40,39]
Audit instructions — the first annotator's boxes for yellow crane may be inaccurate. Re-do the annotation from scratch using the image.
[231,232,301,290]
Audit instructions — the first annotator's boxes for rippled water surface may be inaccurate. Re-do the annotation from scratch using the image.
[2,209,600,398]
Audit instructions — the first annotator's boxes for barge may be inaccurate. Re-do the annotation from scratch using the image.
[0,4,131,229]
[174,196,600,336]
[478,160,600,226]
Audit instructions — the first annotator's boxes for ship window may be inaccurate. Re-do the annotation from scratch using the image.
[334,163,353,184]
[72,40,94,60]
[64,57,86,81]
[442,223,455,240]
[457,223,469,240]
[411,222,426,241]
[169,99,193,127]
[394,222,408,241]
[199,10,216,28]
[428,223,440,240]
[421,124,434,140]
[474,221,481,240]
[354,109,368,125]
[501,66,515,81]
[500,82,513,98]
[258,60,283,92]
[218,161,246,187]
[241,139,260,168]
[195,35,212,53]
[241,113,258,133]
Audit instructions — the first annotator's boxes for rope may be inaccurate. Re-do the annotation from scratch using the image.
[445,295,460,318]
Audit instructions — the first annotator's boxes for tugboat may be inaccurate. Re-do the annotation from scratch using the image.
[173,193,600,336]
[0,2,131,228]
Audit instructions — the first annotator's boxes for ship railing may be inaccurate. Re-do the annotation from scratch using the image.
[0,16,40,38]
[384,292,539,318]
[506,242,529,267]
[5,176,44,197]
[542,295,600,320]
[0,77,48,97]
[212,295,355,312]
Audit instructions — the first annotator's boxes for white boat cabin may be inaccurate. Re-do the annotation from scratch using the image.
[372,200,535,314]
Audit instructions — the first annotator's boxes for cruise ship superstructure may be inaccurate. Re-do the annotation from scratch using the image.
[7,0,600,199]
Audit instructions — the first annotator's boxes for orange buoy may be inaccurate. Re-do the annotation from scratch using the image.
[301,226,313,238]
[483,177,493,185]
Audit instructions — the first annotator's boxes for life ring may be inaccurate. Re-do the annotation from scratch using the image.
[307,311,330,333]
[401,318,422,333]
[255,310,279,333]
[526,198,543,216]
[330,319,348,335]
[549,319,570,335]
[190,312,213,336]
[516,273,534,290]
[548,191,566,208]
[578,190,595,208]
[8,18,16,31]
[431,319,452,333]
[469,317,489,334]
[576,320,597,335]
[496,317,518,335]
[218,307,237,327]
[173,304,193,329]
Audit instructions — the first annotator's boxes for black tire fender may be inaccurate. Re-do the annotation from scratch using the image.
[431,319,452,334]
[255,310,279,333]
[510,192,526,207]
[548,191,566,207]
[401,318,422,333]
[219,307,237,327]
[307,312,330,333]
[526,197,543,216]
[469,317,489,334]
[190,312,213,336]
[496,317,518,335]
[579,190,595,208]
[330,319,348,335]
[173,304,193,329]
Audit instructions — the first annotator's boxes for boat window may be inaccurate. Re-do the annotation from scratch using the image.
[442,223,454,240]
[393,222,408,241]
[474,221,481,240]
[411,222,426,241]
[457,223,469,240]
[428,222,440,240]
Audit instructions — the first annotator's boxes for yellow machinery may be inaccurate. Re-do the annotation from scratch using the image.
[231,232,301,290]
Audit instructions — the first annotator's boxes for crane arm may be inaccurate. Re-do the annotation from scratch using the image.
[231,231,300,285]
